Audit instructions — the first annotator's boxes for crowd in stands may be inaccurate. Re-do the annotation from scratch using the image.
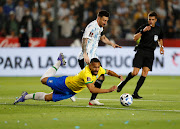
[0,0,180,43]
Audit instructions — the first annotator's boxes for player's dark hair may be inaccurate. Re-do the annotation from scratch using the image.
[148,11,157,19]
[90,58,100,63]
[97,10,110,18]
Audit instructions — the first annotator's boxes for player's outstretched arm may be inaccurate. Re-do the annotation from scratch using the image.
[100,35,122,48]
[106,69,123,81]
[86,83,117,93]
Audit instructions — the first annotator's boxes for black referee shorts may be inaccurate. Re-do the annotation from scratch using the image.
[133,49,154,71]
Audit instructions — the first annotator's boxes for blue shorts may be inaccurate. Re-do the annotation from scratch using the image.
[47,76,76,102]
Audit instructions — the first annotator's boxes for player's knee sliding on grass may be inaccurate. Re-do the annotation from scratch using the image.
[14,53,123,105]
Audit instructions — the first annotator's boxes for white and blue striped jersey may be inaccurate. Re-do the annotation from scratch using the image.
[78,20,104,60]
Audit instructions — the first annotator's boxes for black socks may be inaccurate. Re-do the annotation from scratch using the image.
[90,80,103,100]
[134,76,146,95]
[121,72,134,88]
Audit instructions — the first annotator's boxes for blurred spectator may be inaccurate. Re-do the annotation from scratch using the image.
[40,0,47,9]
[46,1,54,19]
[39,9,46,22]
[0,0,180,40]
[3,0,14,16]
[31,7,39,22]
[95,1,104,14]
[41,21,48,39]
[46,11,54,28]
[128,5,135,19]
[116,1,129,17]
[58,1,70,20]
[5,11,18,36]
[89,0,97,12]
[29,0,40,9]
[133,4,144,21]
[82,2,90,22]
[172,0,180,20]
[21,8,34,37]
[86,11,96,24]
[125,27,136,40]
[121,12,133,38]
[69,0,82,10]
[46,27,55,46]
[133,4,147,29]
[101,0,109,12]
[143,1,151,18]
[156,1,166,26]
[15,0,26,23]
[0,6,6,31]
[19,27,29,47]
[109,18,122,40]
[167,0,174,20]
[165,20,176,38]
[125,0,137,7]
[69,9,78,21]
[59,16,76,38]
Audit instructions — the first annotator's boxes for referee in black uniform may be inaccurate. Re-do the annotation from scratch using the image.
[117,11,164,99]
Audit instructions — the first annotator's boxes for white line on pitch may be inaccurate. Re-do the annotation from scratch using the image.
[0,103,179,113]
[0,97,180,103]
[76,98,180,103]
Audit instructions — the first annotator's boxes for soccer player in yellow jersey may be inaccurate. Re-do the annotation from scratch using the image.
[14,53,123,104]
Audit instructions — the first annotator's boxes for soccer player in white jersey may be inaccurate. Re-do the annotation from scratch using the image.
[70,10,122,105]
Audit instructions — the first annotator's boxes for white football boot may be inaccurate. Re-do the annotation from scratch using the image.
[89,99,104,106]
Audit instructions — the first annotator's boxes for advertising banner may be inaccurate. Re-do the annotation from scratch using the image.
[0,38,46,47]
[0,47,180,76]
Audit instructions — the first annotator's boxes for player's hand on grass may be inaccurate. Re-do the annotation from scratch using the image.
[119,75,124,81]
[112,43,122,48]
[83,53,90,64]
[108,86,117,92]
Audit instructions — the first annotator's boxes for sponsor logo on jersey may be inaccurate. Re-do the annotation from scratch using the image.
[89,32,94,37]
[87,77,91,81]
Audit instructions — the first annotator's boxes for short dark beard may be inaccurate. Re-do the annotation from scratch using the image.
[91,71,97,75]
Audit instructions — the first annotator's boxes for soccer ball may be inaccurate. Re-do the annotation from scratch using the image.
[120,93,133,106]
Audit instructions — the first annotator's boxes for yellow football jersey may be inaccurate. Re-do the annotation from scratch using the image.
[65,65,106,93]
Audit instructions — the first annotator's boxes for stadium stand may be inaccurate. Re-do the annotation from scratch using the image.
[0,0,179,46]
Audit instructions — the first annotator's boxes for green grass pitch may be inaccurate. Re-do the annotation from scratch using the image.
[0,76,180,129]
